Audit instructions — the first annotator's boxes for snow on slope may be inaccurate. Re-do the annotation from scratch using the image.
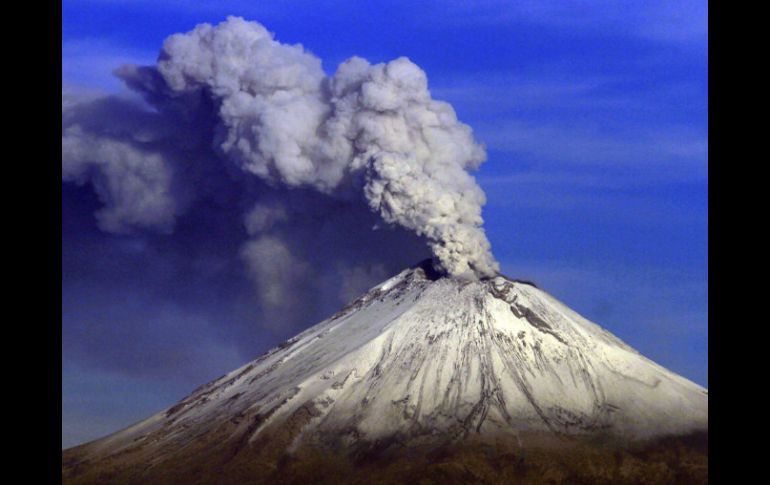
[81,261,707,458]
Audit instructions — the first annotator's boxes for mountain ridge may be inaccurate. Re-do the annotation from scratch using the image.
[63,260,707,484]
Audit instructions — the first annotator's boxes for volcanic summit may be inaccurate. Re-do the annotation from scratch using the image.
[62,261,708,484]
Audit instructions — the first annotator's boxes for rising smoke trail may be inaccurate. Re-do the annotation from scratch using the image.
[63,16,499,279]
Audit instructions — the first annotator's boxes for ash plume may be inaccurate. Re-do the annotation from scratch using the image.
[62,15,500,318]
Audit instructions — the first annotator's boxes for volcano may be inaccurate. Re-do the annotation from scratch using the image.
[62,261,708,484]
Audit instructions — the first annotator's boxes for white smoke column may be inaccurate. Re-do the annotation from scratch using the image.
[324,57,498,277]
[135,17,500,277]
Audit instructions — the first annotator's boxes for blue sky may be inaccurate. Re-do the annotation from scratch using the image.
[62,0,707,448]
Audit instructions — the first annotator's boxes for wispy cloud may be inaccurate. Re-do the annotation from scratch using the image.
[479,173,708,231]
[419,0,707,45]
[431,74,609,116]
[432,69,706,119]
[63,39,156,91]
[429,63,707,186]
[65,1,707,45]
[476,120,707,172]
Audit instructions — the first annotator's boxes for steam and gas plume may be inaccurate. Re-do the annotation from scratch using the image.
[62,17,499,321]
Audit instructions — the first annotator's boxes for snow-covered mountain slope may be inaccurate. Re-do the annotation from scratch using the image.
[75,261,707,448]
[63,261,707,483]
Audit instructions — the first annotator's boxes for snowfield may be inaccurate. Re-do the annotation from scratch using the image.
[84,261,707,461]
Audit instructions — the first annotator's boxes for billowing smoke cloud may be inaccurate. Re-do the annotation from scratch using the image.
[154,16,498,276]
[62,92,181,234]
[62,17,499,330]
